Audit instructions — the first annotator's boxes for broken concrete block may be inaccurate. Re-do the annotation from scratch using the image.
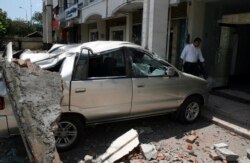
[213,143,229,149]
[99,129,139,163]
[187,144,193,150]
[156,153,165,161]
[247,149,250,159]
[216,148,239,162]
[191,130,197,136]
[84,155,93,163]
[186,135,198,143]
[140,144,157,160]
[209,150,220,160]
[0,57,63,163]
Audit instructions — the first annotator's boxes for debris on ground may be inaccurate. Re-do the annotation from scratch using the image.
[84,155,94,163]
[215,147,239,162]
[0,56,63,163]
[140,144,157,160]
[186,135,198,144]
[209,150,220,161]
[98,129,139,163]
[213,142,229,149]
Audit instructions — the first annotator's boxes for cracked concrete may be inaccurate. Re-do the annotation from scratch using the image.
[0,58,63,163]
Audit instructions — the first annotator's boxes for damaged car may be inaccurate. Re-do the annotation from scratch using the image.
[0,41,209,151]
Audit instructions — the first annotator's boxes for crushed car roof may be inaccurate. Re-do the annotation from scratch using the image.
[81,41,141,54]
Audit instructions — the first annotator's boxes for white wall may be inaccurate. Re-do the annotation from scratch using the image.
[107,0,127,17]
[80,0,106,23]
[142,0,169,58]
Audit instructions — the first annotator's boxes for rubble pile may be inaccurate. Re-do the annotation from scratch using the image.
[0,57,63,163]
[77,129,249,163]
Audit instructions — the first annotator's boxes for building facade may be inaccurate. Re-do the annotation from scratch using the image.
[45,0,250,90]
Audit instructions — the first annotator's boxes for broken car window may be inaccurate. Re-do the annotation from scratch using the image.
[127,48,167,77]
[88,49,126,78]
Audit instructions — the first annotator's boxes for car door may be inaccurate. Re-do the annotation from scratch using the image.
[125,47,180,115]
[70,48,132,122]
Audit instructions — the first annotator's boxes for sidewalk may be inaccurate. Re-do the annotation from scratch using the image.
[202,90,250,139]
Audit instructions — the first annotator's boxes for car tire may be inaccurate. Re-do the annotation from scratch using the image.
[55,116,84,152]
[177,96,202,123]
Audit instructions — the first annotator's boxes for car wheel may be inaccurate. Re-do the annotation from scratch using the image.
[178,96,202,123]
[55,116,84,152]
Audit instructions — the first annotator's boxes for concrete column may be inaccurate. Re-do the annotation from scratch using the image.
[142,0,150,48]
[97,20,106,40]
[81,23,89,42]
[187,0,205,42]
[142,0,169,59]
[43,0,53,49]
[126,13,133,42]
[214,27,234,87]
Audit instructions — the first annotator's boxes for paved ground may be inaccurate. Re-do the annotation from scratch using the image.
[1,115,250,163]
[60,115,250,163]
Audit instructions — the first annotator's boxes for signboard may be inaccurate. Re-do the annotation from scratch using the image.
[65,4,78,21]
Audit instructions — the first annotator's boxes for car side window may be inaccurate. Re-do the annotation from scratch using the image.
[72,49,89,81]
[127,48,167,77]
[88,49,126,78]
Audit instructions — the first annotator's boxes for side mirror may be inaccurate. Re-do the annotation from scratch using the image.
[166,67,176,77]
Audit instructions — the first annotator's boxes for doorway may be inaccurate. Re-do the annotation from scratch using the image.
[110,26,126,41]
[229,24,250,93]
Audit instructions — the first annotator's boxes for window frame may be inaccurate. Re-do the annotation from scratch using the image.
[72,47,130,81]
[71,47,92,81]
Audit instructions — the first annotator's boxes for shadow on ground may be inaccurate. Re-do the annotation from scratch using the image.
[59,115,211,162]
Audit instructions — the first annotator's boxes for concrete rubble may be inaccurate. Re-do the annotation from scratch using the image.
[84,155,94,163]
[213,142,229,149]
[140,144,157,160]
[215,147,239,162]
[98,129,139,163]
[0,57,63,163]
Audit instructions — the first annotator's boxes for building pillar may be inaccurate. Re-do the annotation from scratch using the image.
[187,0,205,42]
[97,20,106,40]
[142,0,169,59]
[43,0,53,49]
[126,13,133,42]
[214,27,234,87]
[81,23,89,43]
[142,0,150,48]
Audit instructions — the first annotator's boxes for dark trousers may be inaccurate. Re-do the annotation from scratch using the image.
[183,62,199,76]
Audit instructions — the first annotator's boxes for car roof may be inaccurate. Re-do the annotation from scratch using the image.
[80,41,142,54]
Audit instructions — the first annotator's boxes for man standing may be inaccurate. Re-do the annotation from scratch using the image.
[180,37,205,77]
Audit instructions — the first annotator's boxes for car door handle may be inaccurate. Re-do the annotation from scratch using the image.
[75,88,86,93]
[137,84,145,88]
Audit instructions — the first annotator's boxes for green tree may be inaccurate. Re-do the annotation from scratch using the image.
[0,9,9,37]
[7,19,33,37]
[32,12,42,25]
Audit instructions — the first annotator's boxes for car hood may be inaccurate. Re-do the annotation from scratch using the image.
[181,72,208,85]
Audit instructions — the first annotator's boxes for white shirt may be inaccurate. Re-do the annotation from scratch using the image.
[180,44,205,63]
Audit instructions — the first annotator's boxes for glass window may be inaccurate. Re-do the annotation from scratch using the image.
[88,49,126,78]
[72,49,89,80]
[127,48,168,77]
